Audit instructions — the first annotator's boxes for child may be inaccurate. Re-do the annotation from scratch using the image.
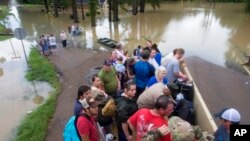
[115,57,126,90]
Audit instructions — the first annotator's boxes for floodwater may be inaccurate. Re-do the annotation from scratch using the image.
[0,39,52,141]
[0,3,52,141]
[1,1,250,140]
[5,2,248,72]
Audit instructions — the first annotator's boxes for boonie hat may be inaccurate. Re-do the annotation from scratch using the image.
[221,108,241,122]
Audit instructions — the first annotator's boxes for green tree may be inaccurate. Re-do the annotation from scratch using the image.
[89,0,98,26]
[80,0,85,20]
[108,0,112,21]
[53,0,59,17]
[108,0,119,22]
[0,6,9,20]
[113,0,119,21]
[0,6,12,34]
[132,0,138,15]
[42,0,50,13]
[246,0,250,13]
[71,0,79,23]
[120,0,161,15]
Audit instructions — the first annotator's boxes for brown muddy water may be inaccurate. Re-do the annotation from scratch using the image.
[0,1,250,140]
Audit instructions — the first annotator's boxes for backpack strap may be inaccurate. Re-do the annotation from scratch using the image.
[74,113,94,141]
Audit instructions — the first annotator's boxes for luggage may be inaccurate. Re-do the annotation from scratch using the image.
[173,79,194,101]
[173,99,196,125]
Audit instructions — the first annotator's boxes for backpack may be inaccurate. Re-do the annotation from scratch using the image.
[168,116,195,141]
[63,116,80,141]
[102,97,116,117]
[169,117,215,141]
[96,97,116,127]
[63,114,92,141]
[174,99,196,125]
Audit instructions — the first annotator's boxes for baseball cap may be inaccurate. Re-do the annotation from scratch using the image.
[214,108,229,119]
[221,108,241,122]
[103,59,112,66]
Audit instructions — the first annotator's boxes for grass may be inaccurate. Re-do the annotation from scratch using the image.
[14,48,61,141]
[0,35,12,41]
[0,6,9,19]
[0,7,12,41]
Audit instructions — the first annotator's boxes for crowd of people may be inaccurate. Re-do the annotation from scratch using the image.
[37,24,84,56]
[68,24,81,36]
[38,31,67,56]
[38,34,57,56]
[64,40,241,141]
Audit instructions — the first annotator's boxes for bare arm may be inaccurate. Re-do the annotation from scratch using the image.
[174,71,187,80]
[127,120,135,133]
[127,68,135,79]
[116,75,121,91]
[122,122,132,141]
[81,135,89,141]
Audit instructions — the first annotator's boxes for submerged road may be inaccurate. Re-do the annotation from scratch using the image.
[186,56,250,125]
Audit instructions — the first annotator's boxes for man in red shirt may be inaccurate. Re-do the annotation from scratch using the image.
[76,97,100,141]
[128,95,174,141]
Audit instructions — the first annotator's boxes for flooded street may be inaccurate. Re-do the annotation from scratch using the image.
[0,1,250,140]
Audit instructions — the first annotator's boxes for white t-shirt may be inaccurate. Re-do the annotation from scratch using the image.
[49,36,56,46]
[148,57,159,69]
[60,32,66,40]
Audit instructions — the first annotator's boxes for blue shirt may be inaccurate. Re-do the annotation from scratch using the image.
[166,57,180,82]
[133,61,155,89]
[154,53,162,66]
[214,125,229,141]
[74,99,83,116]
[147,76,169,88]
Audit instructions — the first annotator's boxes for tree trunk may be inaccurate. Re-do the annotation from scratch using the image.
[43,0,49,13]
[139,0,145,13]
[132,0,138,15]
[71,0,79,23]
[108,0,112,22]
[113,0,119,21]
[247,0,250,13]
[53,0,58,17]
[89,0,96,26]
[80,0,85,20]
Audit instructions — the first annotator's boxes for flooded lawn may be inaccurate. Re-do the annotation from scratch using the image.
[0,38,52,140]
[0,1,250,140]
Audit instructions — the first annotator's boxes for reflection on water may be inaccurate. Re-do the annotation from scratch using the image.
[0,57,6,63]
[0,57,5,77]
[0,38,52,140]
[33,95,45,104]
[0,68,3,76]
[0,39,51,141]
[0,2,52,139]
[1,1,250,140]
[6,3,249,70]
